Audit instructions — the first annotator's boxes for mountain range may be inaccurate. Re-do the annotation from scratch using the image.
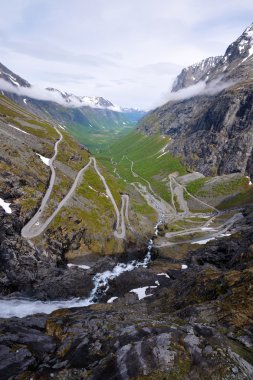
[0,62,146,150]
[139,23,253,178]
[0,22,253,380]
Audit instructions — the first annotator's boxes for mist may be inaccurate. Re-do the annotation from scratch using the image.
[0,79,70,105]
[165,77,237,102]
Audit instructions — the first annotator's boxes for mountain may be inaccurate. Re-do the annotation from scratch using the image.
[138,23,253,178]
[0,64,146,149]
[0,92,156,300]
[0,62,30,88]
[1,24,253,380]
[46,87,122,111]
[172,56,223,91]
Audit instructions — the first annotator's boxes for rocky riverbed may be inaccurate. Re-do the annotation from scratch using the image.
[0,207,253,379]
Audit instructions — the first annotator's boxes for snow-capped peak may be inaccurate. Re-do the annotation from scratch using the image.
[223,22,253,63]
[46,88,122,111]
[172,56,222,92]
[0,62,30,88]
[244,23,253,39]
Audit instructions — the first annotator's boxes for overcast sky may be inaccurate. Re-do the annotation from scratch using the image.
[0,1,252,109]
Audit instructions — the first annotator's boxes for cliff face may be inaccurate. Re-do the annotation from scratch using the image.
[172,56,222,92]
[139,24,253,177]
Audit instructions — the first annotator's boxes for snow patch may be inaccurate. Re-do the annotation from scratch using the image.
[193,232,231,245]
[130,286,157,300]
[193,237,216,245]
[88,185,98,193]
[246,176,252,186]
[67,263,90,270]
[36,153,50,166]
[157,151,168,159]
[8,123,30,135]
[107,297,118,304]
[0,198,12,214]
[157,273,170,279]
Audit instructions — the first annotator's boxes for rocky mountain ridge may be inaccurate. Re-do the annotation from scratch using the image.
[45,87,122,111]
[172,56,223,91]
[172,23,253,92]
[138,23,253,178]
[0,22,253,380]
[0,63,145,114]
[0,64,119,112]
[0,63,146,145]
[0,62,30,88]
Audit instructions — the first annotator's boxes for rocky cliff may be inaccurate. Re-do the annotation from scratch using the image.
[139,23,253,178]
[172,56,222,92]
[1,209,253,379]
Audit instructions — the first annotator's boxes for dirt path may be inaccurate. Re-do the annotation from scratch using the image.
[22,158,92,238]
[171,176,219,213]
[21,126,63,238]
[156,212,243,247]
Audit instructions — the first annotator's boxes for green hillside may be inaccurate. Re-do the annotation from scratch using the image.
[98,131,187,201]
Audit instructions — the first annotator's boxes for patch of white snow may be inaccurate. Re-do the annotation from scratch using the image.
[67,263,90,270]
[193,237,216,245]
[8,124,30,135]
[0,198,12,214]
[246,176,253,186]
[36,153,50,166]
[107,297,118,304]
[157,273,170,279]
[201,227,216,231]
[88,185,98,193]
[130,286,157,300]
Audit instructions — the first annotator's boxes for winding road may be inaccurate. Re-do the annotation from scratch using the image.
[21,131,129,239]
[110,154,242,247]
[22,128,238,246]
[21,127,63,238]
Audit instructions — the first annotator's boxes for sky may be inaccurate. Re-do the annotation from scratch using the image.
[0,1,252,109]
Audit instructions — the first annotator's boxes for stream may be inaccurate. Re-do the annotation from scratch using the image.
[0,221,162,319]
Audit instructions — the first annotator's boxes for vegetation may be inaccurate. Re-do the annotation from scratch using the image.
[98,131,187,202]
[65,121,134,152]
[211,176,249,196]
[218,187,253,210]
[186,177,208,195]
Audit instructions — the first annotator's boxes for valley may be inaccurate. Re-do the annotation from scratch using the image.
[0,21,253,380]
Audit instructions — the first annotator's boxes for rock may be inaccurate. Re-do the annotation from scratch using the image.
[138,25,253,178]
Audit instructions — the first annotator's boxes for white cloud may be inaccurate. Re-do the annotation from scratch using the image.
[162,77,237,104]
[0,1,252,108]
[0,79,67,104]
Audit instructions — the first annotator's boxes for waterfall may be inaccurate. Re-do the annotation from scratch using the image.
[0,220,161,318]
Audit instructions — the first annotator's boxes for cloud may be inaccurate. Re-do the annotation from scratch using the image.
[164,77,237,103]
[0,79,71,105]
[0,1,252,108]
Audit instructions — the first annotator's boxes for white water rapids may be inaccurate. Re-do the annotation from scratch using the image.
[0,222,162,319]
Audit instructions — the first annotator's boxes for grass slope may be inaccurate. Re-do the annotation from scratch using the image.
[98,131,187,202]
[65,122,134,152]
